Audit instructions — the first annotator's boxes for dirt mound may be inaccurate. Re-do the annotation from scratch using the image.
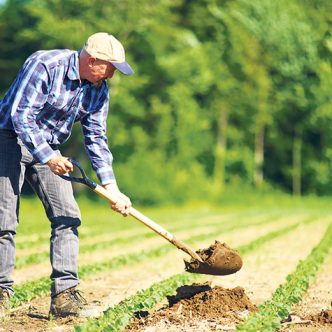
[309,309,332,325]
[126,283,257,331]
[185,241,243,276]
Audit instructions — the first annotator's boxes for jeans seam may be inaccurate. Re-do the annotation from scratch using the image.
[30,165,56,218]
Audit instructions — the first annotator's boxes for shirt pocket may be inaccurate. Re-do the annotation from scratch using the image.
[36,102,63,124]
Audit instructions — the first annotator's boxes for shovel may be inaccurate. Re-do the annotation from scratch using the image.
[59,159,243,276]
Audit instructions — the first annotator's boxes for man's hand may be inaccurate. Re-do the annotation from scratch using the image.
[103,182,132,217]
[47,156,73,175]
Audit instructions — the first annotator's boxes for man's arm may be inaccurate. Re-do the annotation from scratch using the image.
[10,60,58,165]
[9,58,74,176]
[80,93,131,216]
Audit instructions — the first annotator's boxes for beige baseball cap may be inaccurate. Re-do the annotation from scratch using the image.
[84,32,134,75]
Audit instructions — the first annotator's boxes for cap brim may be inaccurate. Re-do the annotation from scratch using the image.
[111,61,134,75]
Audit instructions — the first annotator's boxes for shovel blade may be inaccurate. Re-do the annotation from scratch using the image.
[184,241,243,276]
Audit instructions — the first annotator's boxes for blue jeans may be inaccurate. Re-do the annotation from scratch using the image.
[0,129,81,297]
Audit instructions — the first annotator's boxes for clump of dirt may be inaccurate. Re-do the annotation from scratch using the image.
[281,310,332,330]
[126,282,257,331]
[309,309,332,325]
[184,241,243,276]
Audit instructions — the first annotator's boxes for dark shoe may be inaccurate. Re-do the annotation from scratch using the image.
[49,287,99,319]
[0,288,10,318]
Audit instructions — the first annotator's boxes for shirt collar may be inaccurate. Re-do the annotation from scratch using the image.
[67,51,80,81]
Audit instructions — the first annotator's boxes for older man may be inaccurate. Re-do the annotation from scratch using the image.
[0,32,133,318]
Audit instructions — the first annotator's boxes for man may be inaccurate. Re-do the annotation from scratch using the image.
[0,32,133,318]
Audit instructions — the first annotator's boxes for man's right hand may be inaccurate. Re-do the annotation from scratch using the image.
[103,182,132,217]
[47,156,73,175]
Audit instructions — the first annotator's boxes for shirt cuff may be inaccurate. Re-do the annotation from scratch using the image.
[32,142,57,164]
[96,166,116,185]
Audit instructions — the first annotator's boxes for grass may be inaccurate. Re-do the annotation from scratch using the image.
[18,190,332,235]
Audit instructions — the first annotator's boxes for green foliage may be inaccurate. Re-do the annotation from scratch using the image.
[1,0,332,200]
[115,151,215,205]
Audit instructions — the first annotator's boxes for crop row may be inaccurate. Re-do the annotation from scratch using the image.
[16,207,282,250]
[10,214,308,308]
[76,273,200,332]
[74,219,316,331]
[15,209,284,269]
[15,207,235,249]
[236,222,332,332]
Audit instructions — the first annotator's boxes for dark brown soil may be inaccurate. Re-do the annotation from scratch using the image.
[309,309,332,325]
[184,241,243,276]
[126,282,257,331]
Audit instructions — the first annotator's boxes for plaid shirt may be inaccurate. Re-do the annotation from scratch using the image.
[0,49,115,184]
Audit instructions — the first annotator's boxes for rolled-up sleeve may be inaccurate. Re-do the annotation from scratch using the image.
[10,61,57,163]
[80,90,115,185]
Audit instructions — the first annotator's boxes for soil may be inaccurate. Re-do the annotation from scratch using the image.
[184,241,243,276]
[309,309,332,325]
[1,214,327,332]
[280,309,332,331]
[126,283,257,331]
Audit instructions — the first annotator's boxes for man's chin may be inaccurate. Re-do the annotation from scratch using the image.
[93,81,103,89]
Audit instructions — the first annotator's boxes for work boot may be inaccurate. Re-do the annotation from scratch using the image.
[0,288,10,318]
[49,287,99,319]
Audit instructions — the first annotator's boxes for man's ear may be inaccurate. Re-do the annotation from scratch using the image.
[87,57,96,67]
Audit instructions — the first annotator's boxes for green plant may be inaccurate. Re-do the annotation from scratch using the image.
[237,223,332,331]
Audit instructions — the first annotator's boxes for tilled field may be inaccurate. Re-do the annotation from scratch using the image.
[0,199,331,332]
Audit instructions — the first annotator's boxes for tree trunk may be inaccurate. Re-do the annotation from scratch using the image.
[214,105,228,192]
[253,70,269,188]
[254,124,265,187]
[292,129,302,196]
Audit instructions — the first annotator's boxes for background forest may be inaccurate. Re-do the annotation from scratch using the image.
[1,0,332,205]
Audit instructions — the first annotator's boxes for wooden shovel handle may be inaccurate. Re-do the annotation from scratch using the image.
[93,184,203,262]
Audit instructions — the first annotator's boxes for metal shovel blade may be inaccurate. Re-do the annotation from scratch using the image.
[184,241,243,276]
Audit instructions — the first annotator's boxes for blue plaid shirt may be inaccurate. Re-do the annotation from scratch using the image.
[0,49,115,184]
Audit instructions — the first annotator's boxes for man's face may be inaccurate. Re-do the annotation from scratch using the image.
[86,58,117,84]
